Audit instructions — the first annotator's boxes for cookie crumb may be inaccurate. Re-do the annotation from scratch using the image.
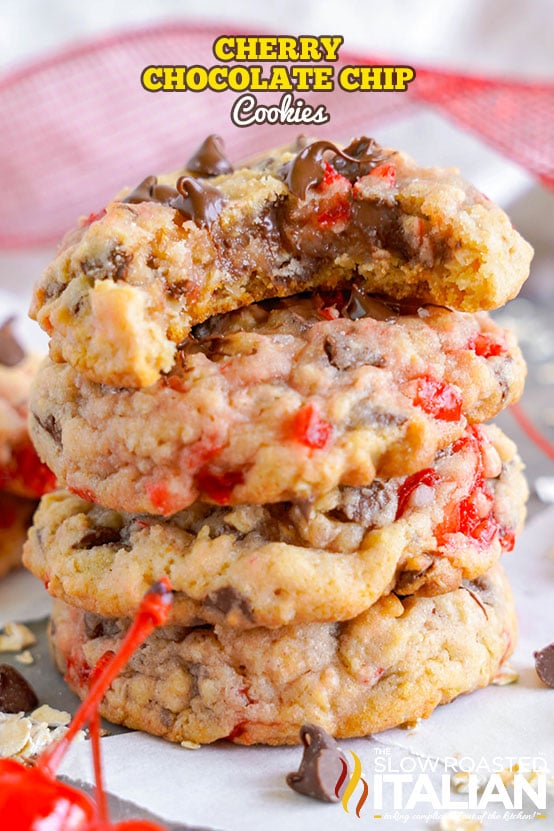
[492,664,519,685]
[15,651,34,665]
[0,622,37,653]
[439,811,483,831]
[180,740,201,750]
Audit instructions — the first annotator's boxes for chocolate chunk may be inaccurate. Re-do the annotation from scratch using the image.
[34,413,62,446]
[344,288,398,322]
[204,587,253,622]
[354,200,413,260]
[286,723,348,803]
[174,177,226,227]
[122,176,179,205]
[81,245,133,282]
[0,318,25,367]
[534,643,554,688]
[84,613,123,640]
[332,481,397,526]
[0,664,39,712]
[75,526,123,550]
[323,332,385,371]
[333,136,390,181]
[186,135,233,177]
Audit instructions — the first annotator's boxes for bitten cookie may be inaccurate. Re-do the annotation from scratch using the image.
[25,425,527,628]
[30,135,533,387]
[49,564,517,745]
[0,492,36,579]
[29,293,526,515]
[0,319,56,499]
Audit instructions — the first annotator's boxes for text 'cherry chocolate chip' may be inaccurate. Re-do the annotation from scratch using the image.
[0,664,39,713]
[286,723,348,803]
[534,643,554,688]
[0,318,25,367]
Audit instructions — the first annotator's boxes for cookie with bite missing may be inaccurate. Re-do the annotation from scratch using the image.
[30,135,533,388]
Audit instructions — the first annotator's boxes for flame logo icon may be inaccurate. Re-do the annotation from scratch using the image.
[335,750,369,818]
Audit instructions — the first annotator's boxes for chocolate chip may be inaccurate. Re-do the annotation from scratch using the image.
[323,332,385,371]
[286,723,348,803]
[333,136,390,181]
[534,643,554,688]
[353,200,413,260]
[174,177,226,227]
[186,135,233,177]
[0,318,25,367]
[344,287,398,322]
[84,613,123,640]
[0,664,39,712]
[75,527,123,550]
[204,587,253,622]
[122,176,179,205]
[34,413,62,446]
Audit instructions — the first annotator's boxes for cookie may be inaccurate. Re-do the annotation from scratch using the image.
[30,136,533,388]
[48,564,516,745]
[0,493,36,579]
[29,294,525,515]
[0,319,56,499]
[24,425,526,628]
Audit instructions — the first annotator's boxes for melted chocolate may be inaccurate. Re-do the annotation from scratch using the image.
[174,177,226,227]
[186,135,233,177]
[285,137,391,198]
[0,318,25,367]
[344,287,398,321]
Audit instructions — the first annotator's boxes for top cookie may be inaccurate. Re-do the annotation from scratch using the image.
[31,135,533,388]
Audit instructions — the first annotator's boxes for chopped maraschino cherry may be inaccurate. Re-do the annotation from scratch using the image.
[0,579,173,831]
[413,376,463,422]
[396,468,439,520]
[292,404,333,449]
[196,468,245,504]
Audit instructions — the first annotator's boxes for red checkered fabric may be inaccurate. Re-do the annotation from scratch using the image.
[1,22,553,248]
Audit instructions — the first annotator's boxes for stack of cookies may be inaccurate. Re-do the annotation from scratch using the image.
[24,136,531,745]
[0,319,55,579]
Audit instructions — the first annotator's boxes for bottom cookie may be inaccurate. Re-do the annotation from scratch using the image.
[0,492,36,579]
[49,565,516,746]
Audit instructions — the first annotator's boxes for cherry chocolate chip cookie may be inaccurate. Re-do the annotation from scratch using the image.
[29,292,525,515]
[49,563,516,745]
[25,425,526,628]
[30,135,533,388]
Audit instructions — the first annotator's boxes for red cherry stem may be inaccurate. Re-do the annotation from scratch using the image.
[40,579,173,776]
[510,403,554,462]
[90,709,108,824]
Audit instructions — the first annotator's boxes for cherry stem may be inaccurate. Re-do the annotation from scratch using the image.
[510,403,554,462]
[90,710,108,824]
[40,579,173,776]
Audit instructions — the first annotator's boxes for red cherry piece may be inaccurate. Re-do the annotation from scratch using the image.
[0,759,95,830]
[69,486,97,503]
[227,721,247,741]
[319,161,345,189]
[369,163,397,186]
[195,469,245,505]
[468,333,506,358]
[1,443,57,497]
[396,468,439,520]
[292,404,332,449]
[83,208,107,227]
[317,200,352,228]
[413,376,463,422]
[111,822,168,830]
[145,482,177,516]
